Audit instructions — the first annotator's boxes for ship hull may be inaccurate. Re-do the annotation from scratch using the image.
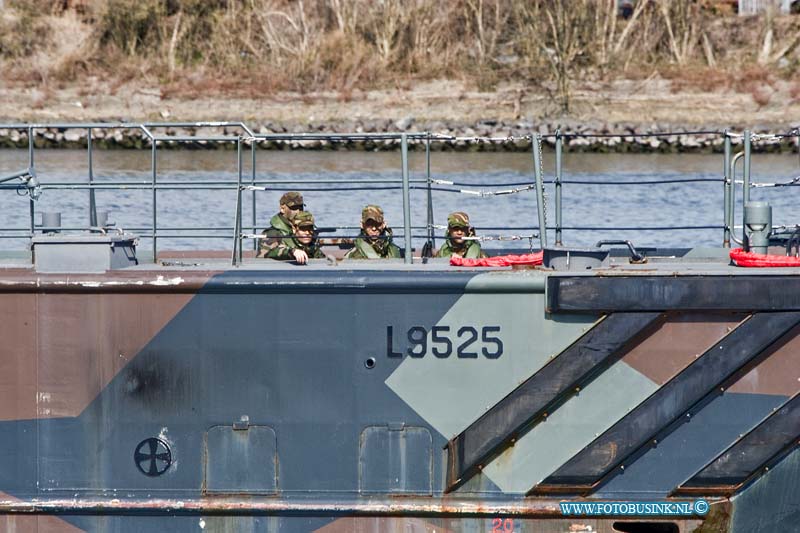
[1,266,799,532]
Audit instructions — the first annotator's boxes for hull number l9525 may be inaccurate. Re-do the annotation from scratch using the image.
[386,326,504,359]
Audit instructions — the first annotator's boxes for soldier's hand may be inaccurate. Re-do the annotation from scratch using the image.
[292,249,309,264]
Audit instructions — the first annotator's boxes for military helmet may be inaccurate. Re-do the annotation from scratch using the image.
[447,211,471,229]
[280,191,304,209]
[361,205,385,225]
[290,210,315,229]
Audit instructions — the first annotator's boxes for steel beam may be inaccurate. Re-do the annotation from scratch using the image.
[446,312,664,492]
[532,312,800,493]
[547,276,800,312]
[675,392,800,495]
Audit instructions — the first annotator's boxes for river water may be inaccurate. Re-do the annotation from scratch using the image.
[1,148,798,253]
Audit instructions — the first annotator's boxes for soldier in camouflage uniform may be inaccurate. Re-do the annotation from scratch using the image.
[257,191,305,258]
[436,211,487,259]
[344,205,402,259]
[263,210,325,264]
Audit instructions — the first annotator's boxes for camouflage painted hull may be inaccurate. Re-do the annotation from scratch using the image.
[1,261,799,533]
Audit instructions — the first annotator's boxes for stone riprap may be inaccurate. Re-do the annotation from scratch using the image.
[0,119,797,152]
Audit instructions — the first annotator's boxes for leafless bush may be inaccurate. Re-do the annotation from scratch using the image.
[0,0,797,105]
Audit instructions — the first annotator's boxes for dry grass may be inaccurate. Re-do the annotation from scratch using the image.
[1,0,799,111]
[790,81,800,103]
[666,66,731,93]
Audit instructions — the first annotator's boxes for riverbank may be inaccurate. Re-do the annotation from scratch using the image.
[3,2,800,151]
[2,78,799,152]
[5,125,798,152]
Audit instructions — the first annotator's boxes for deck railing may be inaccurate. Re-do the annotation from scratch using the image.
[0,123,798,265]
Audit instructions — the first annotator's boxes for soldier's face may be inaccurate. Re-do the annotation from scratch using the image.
[364,221,384,239]
[281,203,303,217]
[295,226,313,244]
[450,226,466,244]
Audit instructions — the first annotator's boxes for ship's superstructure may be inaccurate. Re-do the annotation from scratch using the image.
[0,124,799,533]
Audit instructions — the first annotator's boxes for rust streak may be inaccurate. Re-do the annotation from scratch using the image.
[0,496,726,517]
[0,270,221,293]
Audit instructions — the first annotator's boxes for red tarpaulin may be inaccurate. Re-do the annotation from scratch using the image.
[730,247,800,267]
[450,251,544,267]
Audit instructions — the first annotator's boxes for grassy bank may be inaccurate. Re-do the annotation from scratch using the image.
[1,0,799,115]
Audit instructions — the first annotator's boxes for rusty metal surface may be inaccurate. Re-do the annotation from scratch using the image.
[0,265,795,530]
[313,515,709,533]
[547,276,800,312]
[0,294,37,420]
[0,495,715,517]
[534,312,800,493]
[0,269,538,294]
[622,313,747,385]
[205,425,278,494]
[0,516,86,533]
[0,492,86,532]
[445,312,664,493]
[676,392,800,495]
[0,292,194,420]
[0,269,219,293]
[359,425,433,495]
[727,323,800,396]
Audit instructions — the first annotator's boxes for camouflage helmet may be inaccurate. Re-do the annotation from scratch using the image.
[289,210,315,229]
[280,191,304,209]
[447,211,471,229]
[361,205,385,225]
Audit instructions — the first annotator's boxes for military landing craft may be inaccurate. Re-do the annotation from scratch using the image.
[1,124,800,532]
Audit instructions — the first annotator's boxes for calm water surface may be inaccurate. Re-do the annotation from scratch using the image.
[1,148,798,252]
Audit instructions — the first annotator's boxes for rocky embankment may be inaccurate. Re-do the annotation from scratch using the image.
[1,118,798,152]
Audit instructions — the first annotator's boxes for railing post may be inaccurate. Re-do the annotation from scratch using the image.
[555,130,563,246]
[532,133,548,248]
[425,132,434,252]
[232,137,244,266]
[28,126,35,241]
[401,133,413,264]
[251,140,257,251]
[239,138,244,264]
[88,128,97,227]
[743,130,751,206]
[723,131,731,247]
[742,130,752,251]
[729,151,744,246]
[151,139,158,262]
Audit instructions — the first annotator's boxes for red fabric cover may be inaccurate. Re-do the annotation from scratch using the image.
[730,247,800,267]
[450,251,544,267]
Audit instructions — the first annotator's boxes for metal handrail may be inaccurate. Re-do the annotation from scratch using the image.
[1,123,796,265]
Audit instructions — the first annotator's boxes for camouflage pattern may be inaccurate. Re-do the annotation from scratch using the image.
[280,191,304,208]
[257,195,308,258]
[264,235,324,261]
[344,205,399,259]
[361,205,385,225]
[264,210,324,261]
[3,122,800,532]
[257,213,293,258]
[437,212,487,259]
[1,264,800,532]
[436,239,486,259]
[290,210,315,228]
[447,211,471,229]
[345,228,401,259]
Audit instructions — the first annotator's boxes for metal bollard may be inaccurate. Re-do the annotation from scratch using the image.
[41,212,61,234]
[743,201,772,255]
